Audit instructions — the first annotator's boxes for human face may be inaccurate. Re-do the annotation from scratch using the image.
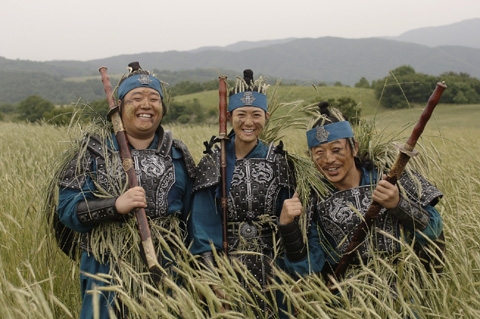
[229,107,269,145]
[121,87,163,139]
[311,138,359,190]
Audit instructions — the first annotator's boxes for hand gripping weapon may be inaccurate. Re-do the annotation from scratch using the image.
[218,76,229,254]
[332,81,447,281]
[98,67,162,280]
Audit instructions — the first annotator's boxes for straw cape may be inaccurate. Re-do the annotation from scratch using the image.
[41,77,445,317]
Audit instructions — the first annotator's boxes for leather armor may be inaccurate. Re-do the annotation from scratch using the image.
[57,129,195,254]
[195,142,293,317]
[311,171,442,263]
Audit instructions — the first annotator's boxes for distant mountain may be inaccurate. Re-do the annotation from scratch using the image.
[188,38,297,53]
[2,18,480,104]
[385,18,480,49]
[87,37,480,84]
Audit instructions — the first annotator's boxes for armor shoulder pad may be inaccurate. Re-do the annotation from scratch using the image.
[399,171,443,206]
[269,143,293,188]
[86,134,107,158]
[193,151,220,192]
[58,143,93,189]
[172,139,197,179]
[157,130,174,157]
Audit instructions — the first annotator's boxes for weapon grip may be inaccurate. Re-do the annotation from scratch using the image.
[407,82,447,147]
[219,76,228,137]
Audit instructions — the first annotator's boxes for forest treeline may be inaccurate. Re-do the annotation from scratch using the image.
[1,65,479,124]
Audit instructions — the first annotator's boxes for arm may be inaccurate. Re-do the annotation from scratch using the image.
[373,175,443,245]
[279,193,326,276]
[189,187,223,257]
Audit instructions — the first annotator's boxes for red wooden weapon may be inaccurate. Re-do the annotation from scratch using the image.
[333,81,447,281]
[98,67,161,276]
[218,76,229,254]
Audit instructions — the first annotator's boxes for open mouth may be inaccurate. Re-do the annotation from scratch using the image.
[137,113,153,119]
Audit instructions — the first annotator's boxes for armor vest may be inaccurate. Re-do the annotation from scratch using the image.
[194,142,292,317]
[312,170,442,263]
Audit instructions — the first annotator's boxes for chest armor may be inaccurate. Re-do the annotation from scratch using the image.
[227,144,290,225]
[94,136,175,219]
[316,185,399,261]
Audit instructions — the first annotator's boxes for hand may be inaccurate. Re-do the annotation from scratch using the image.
[115,186,147,215]
[279,192,303,225]
[372,174,400,209]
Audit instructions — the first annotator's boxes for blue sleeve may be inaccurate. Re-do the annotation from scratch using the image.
[57,178,96,233]
[189,187,223,255]
[283,220,326,277]
[415,204,443,246]
[169,155,193,221]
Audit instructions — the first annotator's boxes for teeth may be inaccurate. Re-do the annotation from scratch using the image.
[327,168,338,172]
[138,114,152,118]
[243,129,254,132]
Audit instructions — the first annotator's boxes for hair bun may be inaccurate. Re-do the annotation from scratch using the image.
[128,61,141,72]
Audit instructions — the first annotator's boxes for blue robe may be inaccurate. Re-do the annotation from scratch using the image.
[284,166,444,277]
[189,133,293,318]
[57,132,192,319]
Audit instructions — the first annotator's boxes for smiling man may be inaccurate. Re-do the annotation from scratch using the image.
[189,70,294,318]
[279,102,444,280]
[55,62,196,319]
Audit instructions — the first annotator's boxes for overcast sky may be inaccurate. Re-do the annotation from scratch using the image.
[1,0,478,62]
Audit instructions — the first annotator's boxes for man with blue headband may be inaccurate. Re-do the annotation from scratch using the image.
[55,62,195,318]
[278,102,444,280]
[189,70,294,318]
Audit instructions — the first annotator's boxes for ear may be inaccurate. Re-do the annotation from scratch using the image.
[353,140,359,157]
[227,112,232,121]
[265,112,270,120]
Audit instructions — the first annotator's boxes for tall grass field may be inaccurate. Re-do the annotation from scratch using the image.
[1,98,479,318]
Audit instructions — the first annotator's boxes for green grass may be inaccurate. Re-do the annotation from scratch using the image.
[1,101,480,318]
[173,85,379,116]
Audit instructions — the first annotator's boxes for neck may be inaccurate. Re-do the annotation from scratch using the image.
[234,138,258,159]
[126,134,154,150]
[335,166,362,191]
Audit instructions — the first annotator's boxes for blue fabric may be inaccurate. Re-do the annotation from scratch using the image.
[118,74,163,100]
[306,121,354,148]
[228,91,268,112]
[190,132,277,255]
[189,133,292,318]
[285,166,443,277]
[57,131,192,319]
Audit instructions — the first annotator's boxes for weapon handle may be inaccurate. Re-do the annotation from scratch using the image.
[218,76,229,254]
[98,67,160,275]
[332,81,447,282]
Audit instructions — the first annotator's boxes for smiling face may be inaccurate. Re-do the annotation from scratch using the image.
[120,87,163,140]
[229,106,269,146]
[311,138,360,190]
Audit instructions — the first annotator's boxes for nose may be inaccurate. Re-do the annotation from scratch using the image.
[324,150,336,163]
[244,116,253,126]
[139,98,150,108]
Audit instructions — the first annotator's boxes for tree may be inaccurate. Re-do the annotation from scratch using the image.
[354,77,370,88]
[17,95,55,122]
[44,106,76,126]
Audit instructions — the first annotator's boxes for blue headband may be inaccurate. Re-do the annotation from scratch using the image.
[306,121,354,148]
[228,91,268,112]
[118,74,163,100]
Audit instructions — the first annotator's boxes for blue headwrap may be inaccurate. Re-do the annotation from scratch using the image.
[118,74,163,100]
[306,121,354,148]
[228,91,268,112]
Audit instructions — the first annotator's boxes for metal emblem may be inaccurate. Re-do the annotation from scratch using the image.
[239,223,258,239]
[316,126,330,143]
[138,74,152,85]
[241,92,256,106]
